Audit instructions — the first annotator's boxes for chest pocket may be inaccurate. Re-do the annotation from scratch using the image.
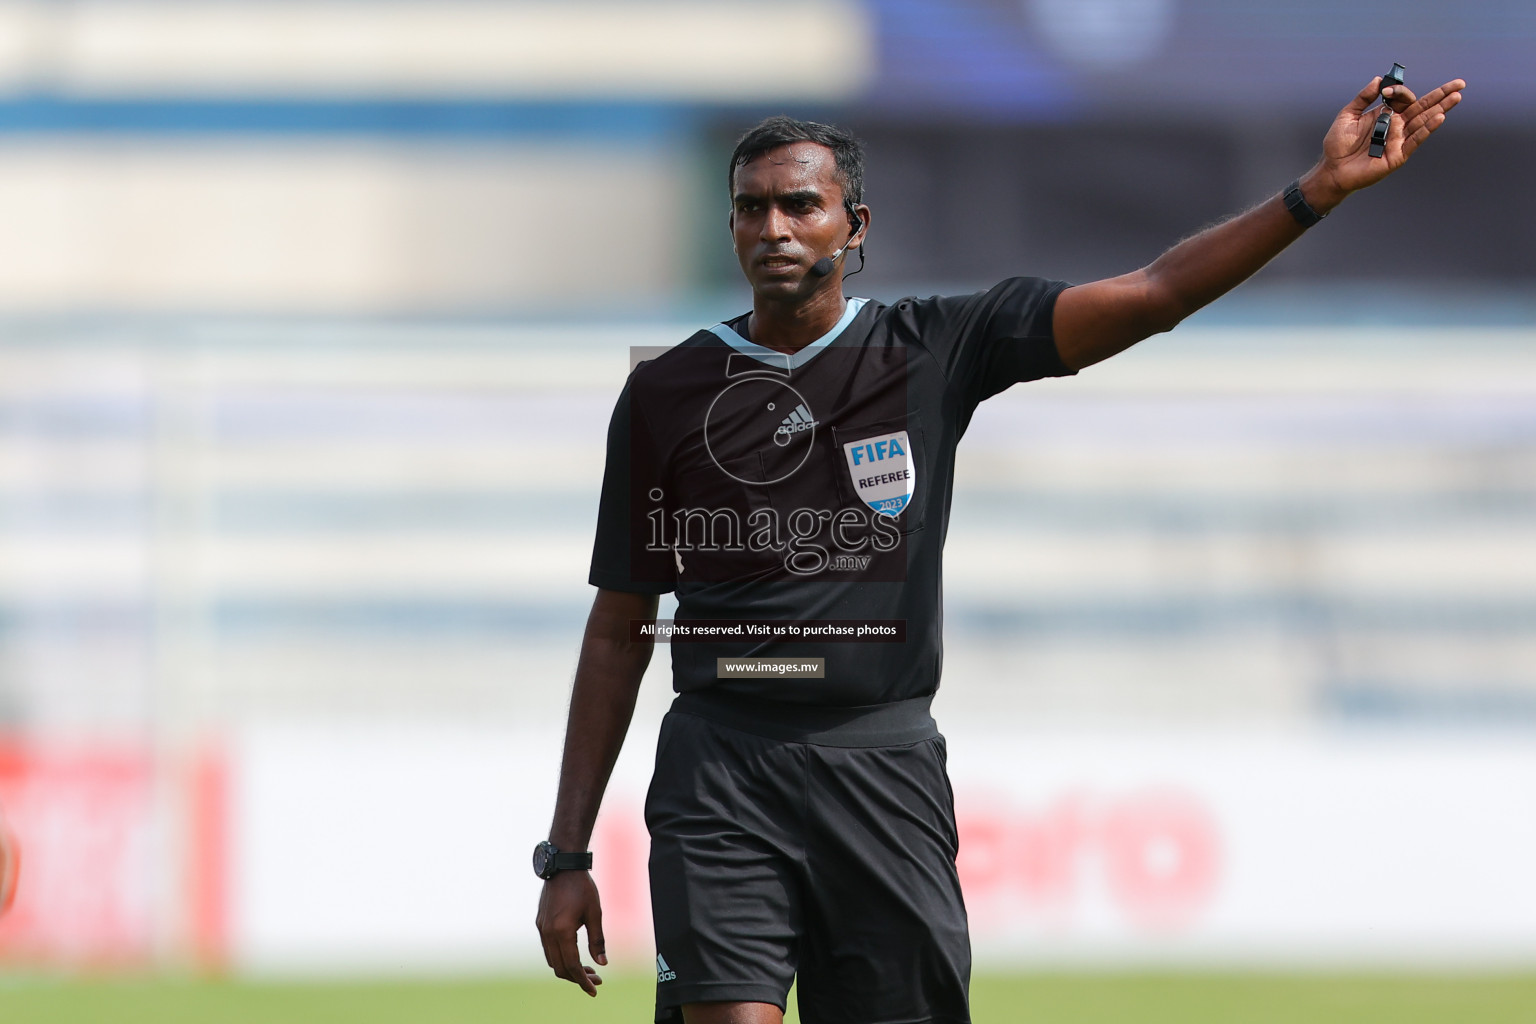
[831,412,928,535]
[669,450,774,531]
[666,452,780,582]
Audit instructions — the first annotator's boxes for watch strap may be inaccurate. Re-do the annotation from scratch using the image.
[1282,179,1326,229]
[551,850,593,872]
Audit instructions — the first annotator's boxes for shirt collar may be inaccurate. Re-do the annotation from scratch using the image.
[708,296,867,372]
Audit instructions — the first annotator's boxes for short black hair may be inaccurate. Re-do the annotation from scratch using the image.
[728,116,865,223]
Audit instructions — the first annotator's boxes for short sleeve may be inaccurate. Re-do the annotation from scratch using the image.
[588,376,677,594]
[913,276,1074,417]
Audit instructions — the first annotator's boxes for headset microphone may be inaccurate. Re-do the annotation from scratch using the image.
[809,246,847,279]
[809,213,865,278]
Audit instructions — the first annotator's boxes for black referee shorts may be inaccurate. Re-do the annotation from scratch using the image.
[645,691,970,1024]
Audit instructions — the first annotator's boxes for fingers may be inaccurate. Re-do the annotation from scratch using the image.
[1400,79,1467,123]
[1399,84,1463,159]
[1425,79,1469,106]
[1433,79,1468,113]
[1380,84,1417,112]
[588,903,608,967]
[567,955,599,996]
[1400,110,1449,160]
[538,929,563,983]
[1349,75,1465,128]
[1402,90,1461,139]
[1344,76,1383,114]
[554,928,599,995]
[535,878,604,997]
[537,914,564,978]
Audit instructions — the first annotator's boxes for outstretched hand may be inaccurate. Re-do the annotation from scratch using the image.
[1313,74,1465,202]
[1051,70,1465,373]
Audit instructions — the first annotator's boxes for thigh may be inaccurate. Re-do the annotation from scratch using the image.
[796,735,970,1024]
[647,713,807,1023]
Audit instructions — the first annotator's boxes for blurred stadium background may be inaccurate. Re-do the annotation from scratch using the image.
[2,1,1535,1020]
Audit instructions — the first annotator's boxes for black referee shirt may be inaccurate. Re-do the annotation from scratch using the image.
[589,277,1073,707]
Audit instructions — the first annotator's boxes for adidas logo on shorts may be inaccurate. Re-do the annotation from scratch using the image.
[774,403,818,439]
[656,953,677,983]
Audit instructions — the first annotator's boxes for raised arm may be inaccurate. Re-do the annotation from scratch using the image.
[1053,75,1466,372]
[535,586,659,997]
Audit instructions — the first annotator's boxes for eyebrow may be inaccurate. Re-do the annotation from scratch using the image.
[732,188,827,207]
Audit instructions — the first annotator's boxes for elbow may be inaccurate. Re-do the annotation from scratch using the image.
[1142,312,1184,339]
[1095,301,1180,361]
[1139,289,1189,337]
[1136,266,1202,336]
[1054,274,1187,371]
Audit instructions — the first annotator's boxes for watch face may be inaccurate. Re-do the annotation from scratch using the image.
[532,843,552,878]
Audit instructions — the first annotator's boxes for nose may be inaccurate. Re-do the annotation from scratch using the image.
[760,204,791,243]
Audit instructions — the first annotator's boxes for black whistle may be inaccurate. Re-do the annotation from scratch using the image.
[1369,63,1407,158]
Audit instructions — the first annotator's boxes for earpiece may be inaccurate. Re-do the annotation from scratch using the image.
[810,211,865,278]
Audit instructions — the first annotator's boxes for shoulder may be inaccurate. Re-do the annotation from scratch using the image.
[864,278,1066,354]
[881,277,1067,321]
[626,328,725,395]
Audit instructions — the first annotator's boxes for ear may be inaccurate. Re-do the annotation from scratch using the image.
[728,209,737,252]
[848,203,871,249]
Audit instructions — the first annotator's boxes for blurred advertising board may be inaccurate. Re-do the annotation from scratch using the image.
[945,731,1536,965]
[212,723,1536,974]
[0,743,157,965]
[3,724,1534,973]
[0,741,225,969]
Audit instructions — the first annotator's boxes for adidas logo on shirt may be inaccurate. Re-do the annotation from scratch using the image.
[774,403,818,439]
[656,953,677,983]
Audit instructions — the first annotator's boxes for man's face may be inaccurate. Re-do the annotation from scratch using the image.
[730,141,860,300]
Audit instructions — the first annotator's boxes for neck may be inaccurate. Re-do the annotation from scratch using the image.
[748,283,847,355]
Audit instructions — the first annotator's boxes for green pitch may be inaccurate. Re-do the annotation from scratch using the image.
[3,972,1535,1023]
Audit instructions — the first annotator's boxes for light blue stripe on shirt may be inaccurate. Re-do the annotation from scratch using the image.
[708,296,868,371]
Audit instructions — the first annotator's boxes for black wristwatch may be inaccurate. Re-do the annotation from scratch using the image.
[533,840,592,880]
[1282,179,1327,228]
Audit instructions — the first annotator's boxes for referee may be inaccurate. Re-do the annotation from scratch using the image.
[536,73,1465,1024]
